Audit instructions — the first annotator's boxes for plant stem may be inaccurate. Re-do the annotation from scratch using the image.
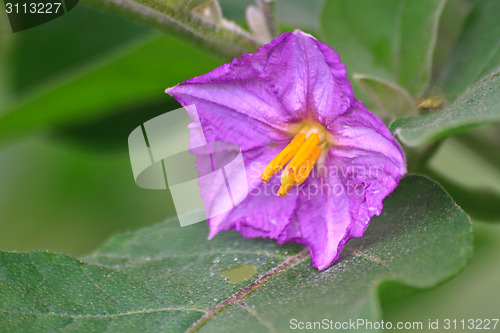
[82,0,263,59]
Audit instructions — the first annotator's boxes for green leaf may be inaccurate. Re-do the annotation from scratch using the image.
[423,168,500,222]
[391,72,500,147]
[442,0,500,101]
[397,0,446,95]
[353,74,417,120]
[431,0,475,87]
[320,0,446,96]
[0,33,221,144]
[384,221,500,325]
[0,175,472,332]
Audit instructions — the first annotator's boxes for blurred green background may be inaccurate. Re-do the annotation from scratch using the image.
[0,0,499,331]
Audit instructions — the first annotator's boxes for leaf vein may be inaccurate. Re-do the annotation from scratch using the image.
[0,306,207,319]
[343,248,394,273]
[185,248,310,333]
[236,301,276,333]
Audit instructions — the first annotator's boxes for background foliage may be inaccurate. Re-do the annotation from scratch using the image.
[0,0,499,331]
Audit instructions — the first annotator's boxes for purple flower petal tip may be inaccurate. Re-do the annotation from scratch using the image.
[167,30,406,270]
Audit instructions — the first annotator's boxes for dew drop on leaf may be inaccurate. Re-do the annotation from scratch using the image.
[221,264,257,284]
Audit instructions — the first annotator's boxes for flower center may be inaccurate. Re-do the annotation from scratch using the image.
[262,123,328,197]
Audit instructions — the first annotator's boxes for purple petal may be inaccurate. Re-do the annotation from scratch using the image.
[197,145,299,240]
[271,171,355,270]
[294,174,353,270]
[242,30,354,126]
[166,60,296,151]
[326,99,406,238]
[166,30,355,151]
[277,101,406,269]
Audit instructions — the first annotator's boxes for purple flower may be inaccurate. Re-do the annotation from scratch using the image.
[166,30,406,270]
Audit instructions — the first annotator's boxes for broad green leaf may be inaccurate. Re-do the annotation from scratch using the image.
[397,0,446,95]
[353,74,417,120]
[320,0,445,96]
[442,0,500,101]
[0,175,472,332]
[431,0,475,87]
[391,72,500,147]
[384,221,500,327]
[0,33,221,144]
[423,168,500,222]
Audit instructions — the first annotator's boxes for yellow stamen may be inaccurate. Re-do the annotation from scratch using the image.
[262,133,305,183]
[281,171,292,186]
[262,124,328,198]
[295,146,322,186]
[282,133,319,185]
[277,146,322,197]
[277,183,294,197]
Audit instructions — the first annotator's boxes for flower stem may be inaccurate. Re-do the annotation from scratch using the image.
[81,0,263,59]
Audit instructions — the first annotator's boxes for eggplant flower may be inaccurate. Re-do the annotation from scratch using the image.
[166,30,406,270]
